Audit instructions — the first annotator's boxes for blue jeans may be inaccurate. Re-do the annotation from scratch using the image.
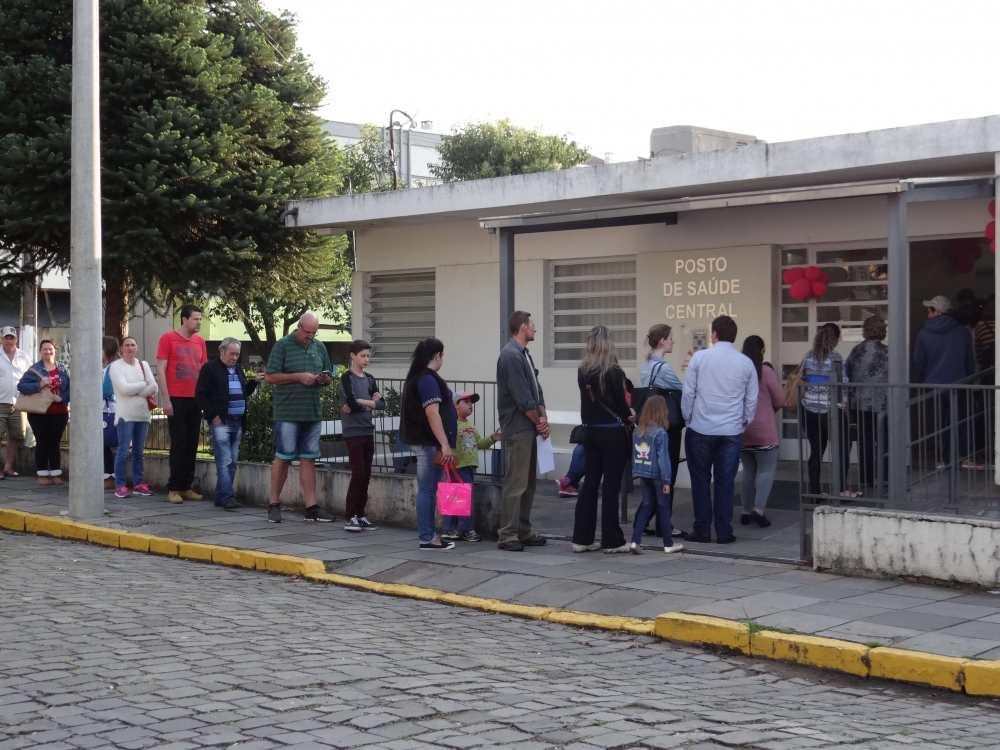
[442,466,475,532]
[565,443,585,486]
[212,419,243,505]
[114,420,149,487]
[685,429,741,540]
[414,445,443,543]
[631,478,673,547]
[274,420,321,460]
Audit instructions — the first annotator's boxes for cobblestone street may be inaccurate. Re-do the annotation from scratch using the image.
[4,533,1000,750]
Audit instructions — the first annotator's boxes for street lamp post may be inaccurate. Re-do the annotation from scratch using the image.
[68,0,104,521]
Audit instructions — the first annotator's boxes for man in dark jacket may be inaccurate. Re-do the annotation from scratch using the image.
[913,296,977,468]
[195,338,264,510]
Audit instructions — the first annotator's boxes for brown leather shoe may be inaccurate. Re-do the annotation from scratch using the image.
[168,491,184,504]
[180,489,203,501]
[37,475,51,487]
[104,477,115,490]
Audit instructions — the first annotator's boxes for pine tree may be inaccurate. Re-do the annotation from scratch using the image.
[0,0,346,343]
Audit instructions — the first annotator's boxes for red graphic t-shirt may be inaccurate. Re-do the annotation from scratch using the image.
[156,330,208,399]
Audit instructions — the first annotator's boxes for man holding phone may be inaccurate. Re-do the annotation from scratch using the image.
[264,313,334,523]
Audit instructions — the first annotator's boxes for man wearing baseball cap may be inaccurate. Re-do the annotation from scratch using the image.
[914,294,977,468]
[0,327,32,478]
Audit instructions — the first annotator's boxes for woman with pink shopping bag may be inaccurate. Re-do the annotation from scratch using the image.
[399,338,458,551]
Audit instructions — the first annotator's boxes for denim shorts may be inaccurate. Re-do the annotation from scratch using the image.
[274,420,322,460]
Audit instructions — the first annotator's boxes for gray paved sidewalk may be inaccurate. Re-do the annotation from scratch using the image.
[5,532,1000,750]
[6,479,1000,661]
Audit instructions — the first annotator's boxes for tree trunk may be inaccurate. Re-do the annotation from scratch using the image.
[103,272,130,339]
[234,299,272,364]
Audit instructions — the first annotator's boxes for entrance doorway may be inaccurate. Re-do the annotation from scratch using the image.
[777,245,889,460]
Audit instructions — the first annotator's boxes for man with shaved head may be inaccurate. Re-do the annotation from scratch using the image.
[264,312,334,523]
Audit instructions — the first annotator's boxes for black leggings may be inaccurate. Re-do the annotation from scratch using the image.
[27,412,68,473]
[573,427,629,548]
[803,409,850,495]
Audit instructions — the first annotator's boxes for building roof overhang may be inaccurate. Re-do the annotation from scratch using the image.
[285,115,1000,232]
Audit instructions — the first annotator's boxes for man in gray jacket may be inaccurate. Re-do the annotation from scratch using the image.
[496,311,550,551]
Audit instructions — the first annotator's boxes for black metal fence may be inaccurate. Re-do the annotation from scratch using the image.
[794,367,999,559]
[144,372,503,478]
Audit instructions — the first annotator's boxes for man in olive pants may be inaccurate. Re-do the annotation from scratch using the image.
[496,311,550,551]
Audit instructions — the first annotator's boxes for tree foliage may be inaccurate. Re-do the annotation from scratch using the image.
[343,124,396,194]
[0,0,347,345]
[430,119,591,183]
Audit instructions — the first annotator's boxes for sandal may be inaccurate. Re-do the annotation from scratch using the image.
[3,469,17,477]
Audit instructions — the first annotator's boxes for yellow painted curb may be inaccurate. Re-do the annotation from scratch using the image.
[86,526,121,548]
[964,660,1000,696]
[211,546,257,569]
[620,617,656,636]
[256,552,324,576]
[868,647,967,691]
[25,514,89,541]
[119,532,153,553]
[379,582,445,601]
[478,600,553,620]
[149,537,180,556]
[0,508,26,531]
[178,542,215,562]
[752,631,870,677]
[545,610,627,630]
[654,613,751,655]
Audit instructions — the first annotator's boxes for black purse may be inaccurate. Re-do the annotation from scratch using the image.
[632,361,686,430]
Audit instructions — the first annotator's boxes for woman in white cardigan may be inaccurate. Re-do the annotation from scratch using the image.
[109,336,158,498]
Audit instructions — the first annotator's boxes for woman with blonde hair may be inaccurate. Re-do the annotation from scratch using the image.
[572,325,633,553]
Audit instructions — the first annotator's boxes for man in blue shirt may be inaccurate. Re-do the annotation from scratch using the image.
[680,316,758,544]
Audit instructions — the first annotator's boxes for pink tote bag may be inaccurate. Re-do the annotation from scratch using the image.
[437,465,472,516]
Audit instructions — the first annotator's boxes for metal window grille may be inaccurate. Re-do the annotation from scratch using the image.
[549,257,637,364]
[365,270,435,363]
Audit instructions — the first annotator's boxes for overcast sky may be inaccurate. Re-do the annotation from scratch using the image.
[260,0,1000,161]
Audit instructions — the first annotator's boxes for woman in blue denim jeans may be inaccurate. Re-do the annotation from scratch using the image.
[399,338,457,550]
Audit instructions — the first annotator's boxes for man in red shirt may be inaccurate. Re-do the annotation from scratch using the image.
[156,304,208,504]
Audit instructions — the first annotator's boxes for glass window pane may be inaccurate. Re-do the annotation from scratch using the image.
[782,307,809,323]
[782,249,808,265]
[822,284,888,303]
[816,248,887,264]
[782,422,800,439]
[782,326,809,342]
[817,305,888,323]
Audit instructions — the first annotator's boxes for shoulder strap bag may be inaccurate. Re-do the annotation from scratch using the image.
[632,362,686,430]
[139,361,158,412]
[586,383,633,436]
[781,355,808,414]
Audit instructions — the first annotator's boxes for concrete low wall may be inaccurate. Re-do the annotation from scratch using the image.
[18,447,504,538]
[814,506,1000,585]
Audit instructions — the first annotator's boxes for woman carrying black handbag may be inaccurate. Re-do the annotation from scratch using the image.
[572,325,634,554]
[634,324,686,539]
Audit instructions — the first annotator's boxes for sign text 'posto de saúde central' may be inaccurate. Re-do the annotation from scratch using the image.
[663,256,740,320]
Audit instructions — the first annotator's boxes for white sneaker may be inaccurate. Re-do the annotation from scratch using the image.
[572,541,601,553]
[664,543,685,554]
[629,542,642,555]
[603,544,630,554]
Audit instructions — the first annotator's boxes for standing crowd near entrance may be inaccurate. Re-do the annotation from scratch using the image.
[3,283,991,549]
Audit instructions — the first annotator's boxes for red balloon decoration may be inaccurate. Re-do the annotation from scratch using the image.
[810,281,827,298]
[804,265,822,281]
[992,240,996,254]
[987,221,996,241]
[819,271,829,284]
[945,238,983,273]
[990,200,996,219]
[782,267,806,284]
[789,278,812,300]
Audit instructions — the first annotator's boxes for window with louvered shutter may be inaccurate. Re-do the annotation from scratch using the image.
[365,270,435,363]
[549,258,637,364]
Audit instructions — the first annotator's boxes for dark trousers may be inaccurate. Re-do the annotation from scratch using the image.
[934,391,970,464]
[804,408,850,495]
[167,397,201,492]
[685,429,740,540]
[856,409,886,489]
[103,446,114,476]
[27,412,68,473]
[345,434,375,519]
[573,427,628,548]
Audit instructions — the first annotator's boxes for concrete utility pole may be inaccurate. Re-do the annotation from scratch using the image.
[20,251,37,357]
[68,0,104,521]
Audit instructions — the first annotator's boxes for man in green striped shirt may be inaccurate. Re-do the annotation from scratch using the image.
[264,313,334,524]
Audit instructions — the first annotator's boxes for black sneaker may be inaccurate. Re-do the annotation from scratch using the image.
[740,513,752,526]
[461,530,482,542]
[304,506,335,522]
[267,504,282,523]
[220,499,242,511]
[750,512,772,528]
[358,517,378,531]
[497,540,524,551]
[441,529,461,541]
[717,535,737,544]
[344,516,362,532]
[520,535,547,547]
[420,539,456,550]
[686,533,711,543]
